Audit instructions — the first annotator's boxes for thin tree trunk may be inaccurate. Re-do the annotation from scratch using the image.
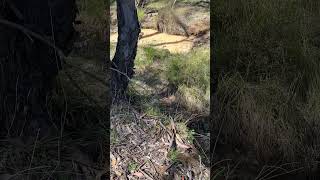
[111,0,140,99]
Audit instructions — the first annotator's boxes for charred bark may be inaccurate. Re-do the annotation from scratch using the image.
[111,0,140,99]
[0,0,78,136]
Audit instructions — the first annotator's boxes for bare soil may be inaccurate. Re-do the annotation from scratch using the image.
[111,29,195,54]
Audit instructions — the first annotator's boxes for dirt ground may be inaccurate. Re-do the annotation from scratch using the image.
[110,2,210,54]
[111,29,195,54]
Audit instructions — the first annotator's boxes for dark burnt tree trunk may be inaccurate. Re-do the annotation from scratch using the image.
[210,11,220,179]
[0,0,78,136]
[111,0,140,99]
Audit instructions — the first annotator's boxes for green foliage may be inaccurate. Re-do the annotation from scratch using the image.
[145,106,162,116]
[134,47,170,69]
[167,149,179,162]
[110,129,118,144]
[76,0,107,48]
[137,8,145,22]
[146,0,168,10]
[134,46,210,113]
[144,47,170,62]
[78,0,106,19]
[165,48,210,113]
[128,162,138,172]
[176,123,196,143]
[166,48,210,93]
[132,47,152,69]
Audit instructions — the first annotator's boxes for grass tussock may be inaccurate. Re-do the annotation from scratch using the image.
[74,0,107,56]
[132,46,210,114]
[0,82,107,179]
[166,48,210,113]
[137,8,146,22]
[213,0,320,172]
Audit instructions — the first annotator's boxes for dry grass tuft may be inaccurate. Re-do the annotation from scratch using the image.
[213,0,320,178]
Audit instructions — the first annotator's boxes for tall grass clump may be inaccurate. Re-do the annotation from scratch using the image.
[137,7,146,22]
[133,46,210,113]
[76,0,107,54]
[166,48,210,113]
[78,0,106,18]
[133,47,170,70]
[213,0,320,170]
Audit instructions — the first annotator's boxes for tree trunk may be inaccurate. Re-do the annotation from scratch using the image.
[111,0,140,99]
[0,0,78,136]
[210,12,219,177]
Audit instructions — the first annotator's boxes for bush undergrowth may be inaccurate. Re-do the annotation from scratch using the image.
[213,0,320,173]
[134,46,210,113]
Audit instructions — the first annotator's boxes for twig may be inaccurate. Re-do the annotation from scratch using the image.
[11,166,52,177]
[262,167,304,180]
[199,155,203,179]
[212,115,225,157]
[29,129,40,169]
[148,159,160,177]
[140,169,154,180]
[47,8,64,179]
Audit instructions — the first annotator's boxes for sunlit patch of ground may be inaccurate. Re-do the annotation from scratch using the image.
[111,29,195,54]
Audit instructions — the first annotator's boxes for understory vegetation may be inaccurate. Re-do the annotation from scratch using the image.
[134,46,210,113]
[213,0,320,178]
[110,43,211,178]
[0,0,108,179]
[110,42,210,136]
[110,0,210,178]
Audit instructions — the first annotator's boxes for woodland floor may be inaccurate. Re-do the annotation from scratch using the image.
[110,2,210,179]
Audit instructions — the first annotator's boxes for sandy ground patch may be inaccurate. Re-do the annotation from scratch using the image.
[111,29,195,54]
